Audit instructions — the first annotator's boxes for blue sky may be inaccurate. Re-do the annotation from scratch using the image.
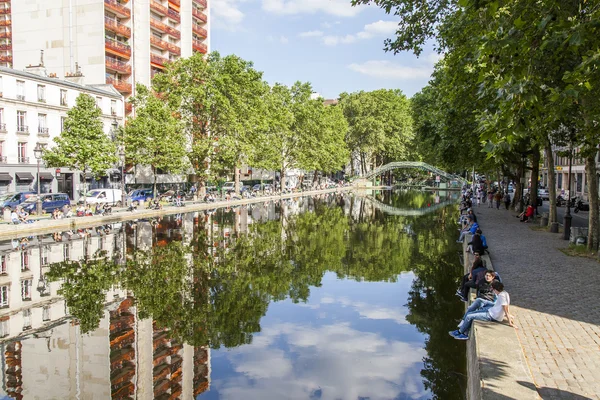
[211,0,440,99]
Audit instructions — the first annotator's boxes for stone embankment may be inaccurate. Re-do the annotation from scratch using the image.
[0,186,353,240]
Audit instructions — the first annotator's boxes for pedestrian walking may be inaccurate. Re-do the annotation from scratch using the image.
[488,191,494,208]
[494,191,502,209]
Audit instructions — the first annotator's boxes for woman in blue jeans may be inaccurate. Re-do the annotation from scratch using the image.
[449,281,516,340]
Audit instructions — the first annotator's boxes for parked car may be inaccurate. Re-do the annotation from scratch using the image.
[252,184,273,192]
[539,188,550,200]
[82,189,123,206]
[0,192,36,210]
[21,193,71,214]
[128,189,154,205]
[222,181,236,193]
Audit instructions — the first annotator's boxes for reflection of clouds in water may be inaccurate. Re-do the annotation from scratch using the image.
[215,322,428,400]
[321,295,410,325]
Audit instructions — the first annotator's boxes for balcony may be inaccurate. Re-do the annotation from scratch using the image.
[104,0,131,19]
[0,8,10,15]
[0,19,10,27]
[150,1,167,16]
[16,125,28,134]
[150,36,169,51]
[192,8,207,23]
[192,25,207,38]
[106,57,131,74]
[105,38,131,58]
[0,43,10,50]
[192,40,207,54]
[193,0,207,8]
[0,31,10,39]
[38,127,49,137]
[18,157,29,164]
[150,19,180,39]
[150,53,168,68]
[169,0,180,6]
[106,77,132,93]
[0,156,6,163]
[167,8,180,23]
[16,94,24,101]
[166,42,180,56]
[0,54,10,64]
[104,17,131,38]
[0,123,6,132]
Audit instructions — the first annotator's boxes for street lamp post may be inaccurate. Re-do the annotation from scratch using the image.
[563,144,573,240]
[33,144,43,215]
[119,148,126,207]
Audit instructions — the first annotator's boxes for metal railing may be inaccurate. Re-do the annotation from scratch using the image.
[104,16,131,37]
[150,18,180,39]
[167,9,180,23]
[16,125,28,133]
[104,0,131,18]
[192,40,207,54]
[18,157,29,164]
[192,24,207,37]
[150,53,168,67]
[150,0,167,15]
[38,127,49,136]
[105,38,131,57]
[106,77,132,93]
[192,8,207,22]
[16,94,24,101]
[105,56,132,74]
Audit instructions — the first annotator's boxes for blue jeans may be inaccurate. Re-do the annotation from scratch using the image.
[459,298,495,334]
[462,298,494,320]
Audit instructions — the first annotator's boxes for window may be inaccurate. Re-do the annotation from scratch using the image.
[20,251,29,271]
[96,96,102,109]
[0,108,4,131]
[0,76,3,96]
[60,116,66,132]
[17,111,27,133]
[0,286,7,307]
[60,89,68,106]
[38,114,48,135]
[41,247,49,266]
[37,85,46,102]
[111,100,117,116]
[17,142,27,163]
[42,305,50,321]
[0,318,8,337]
[0,255,6,274]
[22,309,31,330]
[21,279,32,301]
[63,243,71,260]
[16,80,25,100]
[0,141,4,163]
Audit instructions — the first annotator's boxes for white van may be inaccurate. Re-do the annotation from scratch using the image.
[84,189,123,206]
[222,181,235,193]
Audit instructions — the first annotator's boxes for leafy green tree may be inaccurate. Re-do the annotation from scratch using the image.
[43,93,117,202]
[153,52,268,195]
[123,84,187,198]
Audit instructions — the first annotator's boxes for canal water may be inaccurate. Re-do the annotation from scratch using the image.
[0,190,466,399]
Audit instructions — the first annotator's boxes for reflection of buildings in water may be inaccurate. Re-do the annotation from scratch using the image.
[0,229,211,399]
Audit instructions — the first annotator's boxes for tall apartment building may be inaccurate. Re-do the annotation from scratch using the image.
[6,0,210,112]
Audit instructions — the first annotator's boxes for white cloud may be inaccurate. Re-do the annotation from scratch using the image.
[320,296,409,324]
[323,34,356,46]
[318,20,398,46]
[348,60,433,80]
[280,36,289,44]
[214,322,427,400]
[262,0,363,17]
[212,0,245,29]
[298,30,324,38]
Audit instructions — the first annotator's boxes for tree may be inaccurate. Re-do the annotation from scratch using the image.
[123,84,187,198]
[153,52,268,195]
[43,93,117,202]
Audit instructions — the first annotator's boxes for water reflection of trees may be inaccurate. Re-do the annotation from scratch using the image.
[46,193,465,398]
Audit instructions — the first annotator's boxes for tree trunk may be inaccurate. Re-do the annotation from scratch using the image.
[585,155,599,250]
[545,140,558,224]
[82,167,88,206]
[234,161,241,194]
[153,166,158,200]
[530,146,540,215]
[280,164,286,193]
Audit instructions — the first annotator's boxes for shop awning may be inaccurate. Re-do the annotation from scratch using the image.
[39,172,54,181]
[15,172,34,181]
[0,173,12,182]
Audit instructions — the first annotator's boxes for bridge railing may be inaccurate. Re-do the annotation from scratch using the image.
[361,161,466,184]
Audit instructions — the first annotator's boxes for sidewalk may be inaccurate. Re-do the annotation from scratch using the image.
[475,205,600,399]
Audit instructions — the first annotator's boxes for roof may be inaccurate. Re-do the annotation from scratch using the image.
[0,66,122,99]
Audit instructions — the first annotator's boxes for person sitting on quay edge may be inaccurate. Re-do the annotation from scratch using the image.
[450,281,516,340]
[456,253,487,302]
[457,217,479,243]
[468,229,486,255]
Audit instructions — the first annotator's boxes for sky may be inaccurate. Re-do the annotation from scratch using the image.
[210,0,440,99]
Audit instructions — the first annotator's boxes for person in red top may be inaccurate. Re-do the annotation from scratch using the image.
[519,205,534,222]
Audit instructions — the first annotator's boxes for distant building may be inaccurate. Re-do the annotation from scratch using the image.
[0,65,124,200]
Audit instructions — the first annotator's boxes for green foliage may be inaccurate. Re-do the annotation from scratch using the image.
[123,84,187,196]
[43,93,117,180]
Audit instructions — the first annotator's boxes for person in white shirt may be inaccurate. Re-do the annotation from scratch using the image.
[449,281,516,340]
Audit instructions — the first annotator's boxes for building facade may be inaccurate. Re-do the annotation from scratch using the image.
[8,0,210,110]
[542,147,600,201]
[0,65,125,200]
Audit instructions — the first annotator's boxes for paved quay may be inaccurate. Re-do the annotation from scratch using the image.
[474,205,600,400]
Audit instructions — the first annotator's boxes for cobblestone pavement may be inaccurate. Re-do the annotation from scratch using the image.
[474,205,600,400]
